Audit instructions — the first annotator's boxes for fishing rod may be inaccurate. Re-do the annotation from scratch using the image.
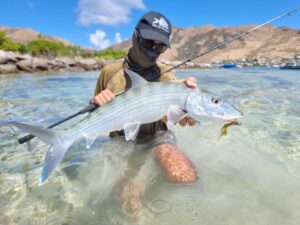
[18,7,300,144]
[17,104,98,144]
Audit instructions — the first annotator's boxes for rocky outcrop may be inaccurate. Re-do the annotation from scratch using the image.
[0,50,113,74]
[77,58,101,71]
[0,50,18,64]
[0,64,18,73]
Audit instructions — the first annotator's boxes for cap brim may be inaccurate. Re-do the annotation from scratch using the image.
[139,29,170,47]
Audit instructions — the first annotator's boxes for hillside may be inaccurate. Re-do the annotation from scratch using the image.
[113,25,300,62]
[1,24,299,63]
[0,25,72,46]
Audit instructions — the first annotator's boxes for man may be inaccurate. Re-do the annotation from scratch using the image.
[90,11,197,214]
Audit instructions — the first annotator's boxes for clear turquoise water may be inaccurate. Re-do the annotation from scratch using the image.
[0,68,300,225]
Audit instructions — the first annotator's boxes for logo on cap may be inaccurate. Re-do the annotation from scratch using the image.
[152,17,169,33]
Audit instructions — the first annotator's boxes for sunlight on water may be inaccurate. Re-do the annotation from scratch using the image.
[0,69,300,224]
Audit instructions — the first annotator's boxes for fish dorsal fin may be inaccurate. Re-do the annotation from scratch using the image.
[124,69,148,89]
[123,122,141,141]
[167,105,187,125]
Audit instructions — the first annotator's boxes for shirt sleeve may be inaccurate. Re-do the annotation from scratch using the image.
[93,62,125,96]
[94,70,107,96]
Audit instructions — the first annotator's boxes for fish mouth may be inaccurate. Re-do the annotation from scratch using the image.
[225,118,242,125]
[224,110,243,124]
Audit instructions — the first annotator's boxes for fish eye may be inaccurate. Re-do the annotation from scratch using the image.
[211,96,222,104]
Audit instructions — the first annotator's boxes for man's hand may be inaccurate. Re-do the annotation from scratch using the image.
[161,115,197,127]
[178,117,197,126]
[179,77,197,89]
[178,77,197,126]
[161,77,198,126]
[90,89,115,105]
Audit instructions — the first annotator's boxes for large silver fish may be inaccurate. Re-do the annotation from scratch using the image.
[0,69,243,184]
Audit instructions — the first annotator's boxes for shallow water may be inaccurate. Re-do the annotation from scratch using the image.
[0,68,300,225]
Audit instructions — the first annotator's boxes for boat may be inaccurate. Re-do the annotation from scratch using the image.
[280,63,300,70]
[222,63,237,68]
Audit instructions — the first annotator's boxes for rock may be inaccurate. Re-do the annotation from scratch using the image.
[0,50,18,64]
[15,53,32,61]
[77,58,100,70]
[33,58,51,70]
[16,59,34,72]
[65,66,85,72]
[17,58,52,71]
[49,60,66,71]
[55,57,77,67]
[77,58,97,66]
[0,50,109,73]
[0,64,18,74]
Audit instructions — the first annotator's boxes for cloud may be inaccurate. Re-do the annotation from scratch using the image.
[115,33,122,43]
[89,30,111,50]
[78,0,145,26]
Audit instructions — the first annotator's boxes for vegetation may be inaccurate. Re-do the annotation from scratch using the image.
[0,31,126,60]
[0,31,6,45]
[95,47,126,60]
[26,38,70,56]
[0,31,25,52]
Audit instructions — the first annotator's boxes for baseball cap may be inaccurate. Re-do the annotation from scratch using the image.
[135,12,172,47]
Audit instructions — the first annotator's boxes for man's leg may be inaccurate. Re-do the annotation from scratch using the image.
[113,131,197,217]
[152,131,197,183]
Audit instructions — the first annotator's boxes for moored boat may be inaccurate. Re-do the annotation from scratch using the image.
[222,63,237,68]
[280,63,300,70]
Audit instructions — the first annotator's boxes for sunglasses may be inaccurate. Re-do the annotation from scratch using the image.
[137,32,168,53]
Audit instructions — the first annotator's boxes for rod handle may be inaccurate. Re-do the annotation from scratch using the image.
[18,134,34,144]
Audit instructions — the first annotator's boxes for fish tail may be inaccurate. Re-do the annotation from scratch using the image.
[1,121,71,185]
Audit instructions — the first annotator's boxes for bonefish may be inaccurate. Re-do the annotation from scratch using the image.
[0,69,243,184]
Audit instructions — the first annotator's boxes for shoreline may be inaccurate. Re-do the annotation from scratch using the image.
[0,50,123,75]
[1,50,291,76]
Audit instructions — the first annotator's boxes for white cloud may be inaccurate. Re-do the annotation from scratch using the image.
[115,33,122,43]
[78,0,145,26]
[89,30,111,50]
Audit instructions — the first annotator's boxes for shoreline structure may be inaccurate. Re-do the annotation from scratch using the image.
[0,50,115,74]
[1,50,299,75]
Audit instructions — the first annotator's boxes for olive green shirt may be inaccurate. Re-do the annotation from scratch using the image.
[94,62,176,95]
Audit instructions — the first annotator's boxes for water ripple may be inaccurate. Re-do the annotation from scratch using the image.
[1,69,300,224]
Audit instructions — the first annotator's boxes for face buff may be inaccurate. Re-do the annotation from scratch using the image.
[124,31,167,82]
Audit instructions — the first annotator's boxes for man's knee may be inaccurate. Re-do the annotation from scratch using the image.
[153,143,198,183]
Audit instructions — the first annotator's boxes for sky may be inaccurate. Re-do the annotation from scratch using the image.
[0,0,299,50]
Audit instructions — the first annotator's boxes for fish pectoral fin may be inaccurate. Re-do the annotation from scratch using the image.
[123,122,141,141]
[167,105,187,125]
[81,130,97,149]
